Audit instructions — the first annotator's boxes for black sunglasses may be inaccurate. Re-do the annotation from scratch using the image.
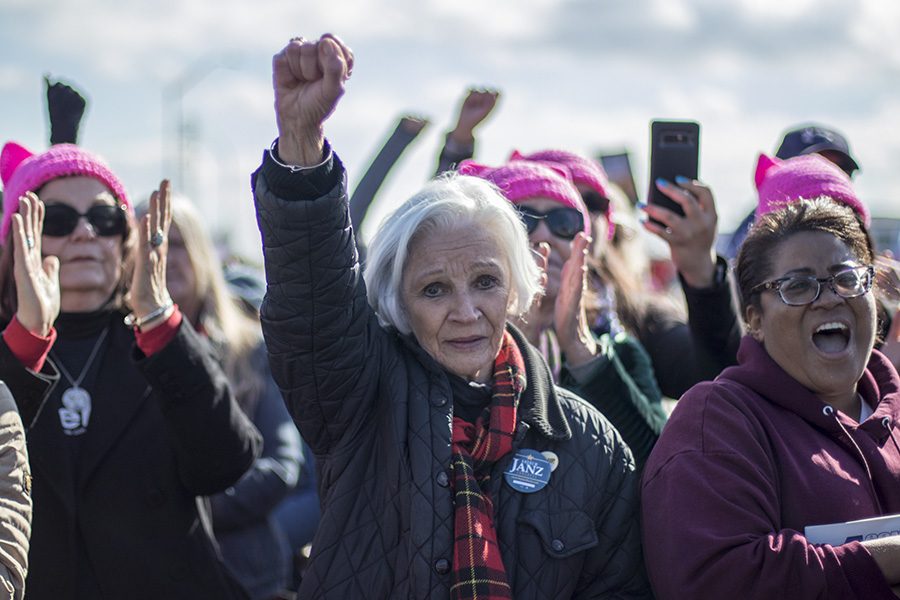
[516,206,584,240]
[42,203,128,238]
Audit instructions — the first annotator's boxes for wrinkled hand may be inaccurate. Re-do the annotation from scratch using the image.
[448,88,500,145]
[12,193,60,336]
[553,233,597,368]
[641,177,718,289]
[511,243,551,345]
[273,34,354,166]
[129,180,173,324]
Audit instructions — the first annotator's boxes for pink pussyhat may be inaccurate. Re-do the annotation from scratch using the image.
[0,141,131,242]
[754,153,869,227]
[511,149,614,240]
[458,158,591,237]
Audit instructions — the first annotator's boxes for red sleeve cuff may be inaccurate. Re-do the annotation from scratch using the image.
[134,308,183,356]
[2,316,56,372]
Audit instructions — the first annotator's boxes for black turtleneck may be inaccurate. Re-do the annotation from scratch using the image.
[52,310,117,377]
[448,372,492,424]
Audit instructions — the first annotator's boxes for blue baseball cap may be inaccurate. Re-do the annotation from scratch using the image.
[775,124,860,174]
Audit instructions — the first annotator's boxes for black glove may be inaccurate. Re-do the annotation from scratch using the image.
[45,76,87,145]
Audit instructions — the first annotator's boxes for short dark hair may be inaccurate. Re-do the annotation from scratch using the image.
[735,197,874,318]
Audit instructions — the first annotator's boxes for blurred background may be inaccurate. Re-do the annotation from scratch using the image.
[3,0,899,262]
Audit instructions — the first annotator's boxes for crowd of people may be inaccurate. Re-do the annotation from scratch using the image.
[0,32,897,599]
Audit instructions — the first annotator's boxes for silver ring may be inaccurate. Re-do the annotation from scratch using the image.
[664,227,673,236]
[25,237,34,250]
[150,230,165,248]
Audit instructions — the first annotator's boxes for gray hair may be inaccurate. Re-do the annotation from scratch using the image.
[364,172,543,334]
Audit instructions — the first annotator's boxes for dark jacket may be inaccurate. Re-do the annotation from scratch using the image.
[253,148,650,599]
[560,331,666,467]
[0,312,260,600]
[212,343,303,600]
[635,262,742,400]
[642,336,900,599]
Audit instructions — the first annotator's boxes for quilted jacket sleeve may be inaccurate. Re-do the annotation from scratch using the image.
[253,151,383,458]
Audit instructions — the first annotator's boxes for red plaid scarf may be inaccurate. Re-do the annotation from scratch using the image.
[450,331,526,600]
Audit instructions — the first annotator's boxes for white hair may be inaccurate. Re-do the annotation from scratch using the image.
[364,172,543,334]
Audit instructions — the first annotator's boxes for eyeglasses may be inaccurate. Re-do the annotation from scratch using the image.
[42,204,128,238]
[581,190,610,214]
[516,206,584,240]
[750,265,874,306]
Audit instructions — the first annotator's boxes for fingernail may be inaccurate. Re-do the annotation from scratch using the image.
[675,175,690,184]
[655,177,668,188]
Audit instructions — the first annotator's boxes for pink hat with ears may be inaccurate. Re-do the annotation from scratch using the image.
[0,141,131,242]
[754,153,869,227]
[458,158,591,237]
[511,149,615,240]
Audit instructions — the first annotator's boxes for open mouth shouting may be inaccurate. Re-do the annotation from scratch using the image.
[812,321,850,355]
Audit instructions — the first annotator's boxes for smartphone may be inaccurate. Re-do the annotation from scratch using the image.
[647,120,700,222]
[599,151,638,206]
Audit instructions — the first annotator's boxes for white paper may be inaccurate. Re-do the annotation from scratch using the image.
[804,513,900,545]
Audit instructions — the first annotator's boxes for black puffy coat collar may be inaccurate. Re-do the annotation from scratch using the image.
[399,323,572,443]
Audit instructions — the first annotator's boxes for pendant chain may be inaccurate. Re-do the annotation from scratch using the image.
[51,326,110,388]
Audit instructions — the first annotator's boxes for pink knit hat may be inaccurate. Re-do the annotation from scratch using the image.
[458,158,591,237]
[0,142,131,241]
[755,153,869,227]
[511,149,614,240]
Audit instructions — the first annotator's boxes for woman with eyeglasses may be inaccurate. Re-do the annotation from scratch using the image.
[0,142,259,599]
[641,194,900,599]
[459,159,667,466]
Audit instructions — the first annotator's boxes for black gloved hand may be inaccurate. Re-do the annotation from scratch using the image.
[45,76,87,145]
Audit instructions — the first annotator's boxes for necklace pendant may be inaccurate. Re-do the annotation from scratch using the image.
[59,387,92,436]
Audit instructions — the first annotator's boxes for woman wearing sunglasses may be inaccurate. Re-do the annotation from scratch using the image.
[641,194,900,599]
[459,159,667,466]
[0,142,259,599]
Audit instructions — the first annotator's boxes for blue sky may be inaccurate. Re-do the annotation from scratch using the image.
[2,0,899,261]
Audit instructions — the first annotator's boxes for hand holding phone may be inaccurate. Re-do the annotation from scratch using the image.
[647,120,700,223]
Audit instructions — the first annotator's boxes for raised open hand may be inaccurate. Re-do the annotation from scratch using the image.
[12,193,60,336]
[553,232,597,367]
[641,177,718,289]
[128,180,173,329]
[273,34,354,166]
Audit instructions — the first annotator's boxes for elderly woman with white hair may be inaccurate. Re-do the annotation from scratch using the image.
[252,35,650,600]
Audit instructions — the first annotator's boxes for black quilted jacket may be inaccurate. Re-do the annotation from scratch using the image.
[253,151,652,599]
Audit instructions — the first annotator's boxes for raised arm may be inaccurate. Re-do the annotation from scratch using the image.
[350,115,429,248]
[273,34,353,167]
[254,36,385,456]
[640,179,741,396]
[435,88,500,176]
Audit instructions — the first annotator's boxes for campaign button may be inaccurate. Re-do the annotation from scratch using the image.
[504,449,552,494]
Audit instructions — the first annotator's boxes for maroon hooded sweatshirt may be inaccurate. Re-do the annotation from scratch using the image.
[642,336,900,599]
